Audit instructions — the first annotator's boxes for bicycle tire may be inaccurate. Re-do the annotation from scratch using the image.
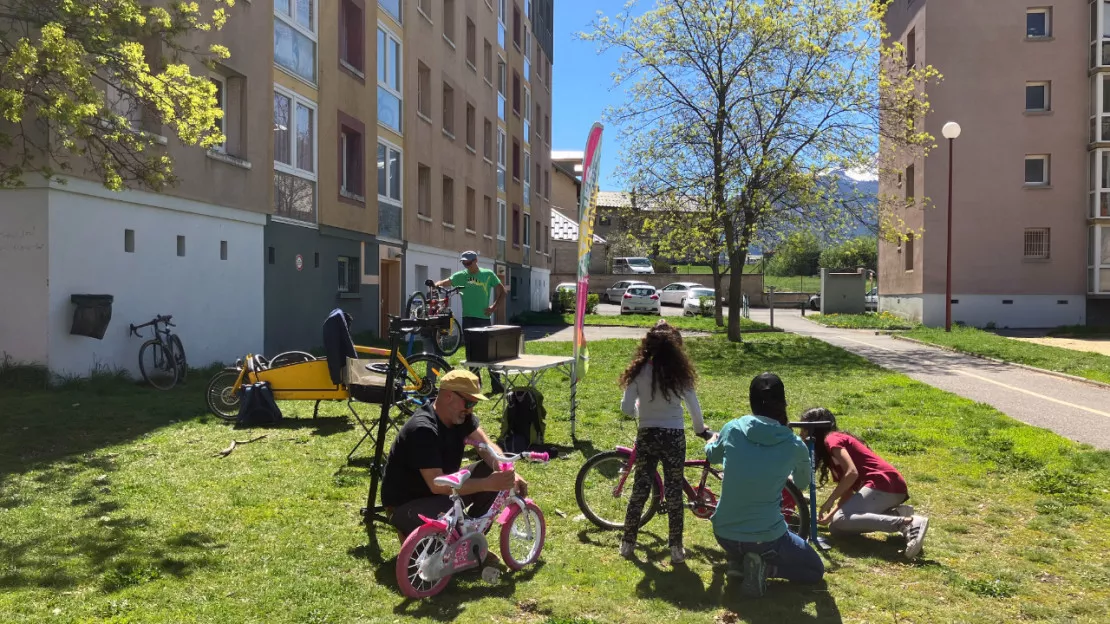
[500,500,546,570]
[405,291,427,320]
[395,353,451,414]
[434,316,463,356]
[205,369,242,421]
[170,334,187,383]
[395,524,452,598]
[782,480,811,541]
[575,450,660,530]
[138,340,178,390]
[268,351,316,368]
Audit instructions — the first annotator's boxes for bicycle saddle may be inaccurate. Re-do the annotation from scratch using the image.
[433,469,471,489]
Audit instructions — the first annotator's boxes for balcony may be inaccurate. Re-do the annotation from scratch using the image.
[1091,149,1110,218]
[1089,225,1110,293]
[1093,0,1110,70]
[1092,75,1110,143]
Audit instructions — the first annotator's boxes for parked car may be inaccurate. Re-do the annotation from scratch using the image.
[551,282,577,309]
[604,279,650,303]
[682,287,717,316]
[658,282,706,306]
[808,293,821,311]
[865,287,878,311]
[612,257,655,274]
[620,285,661,315]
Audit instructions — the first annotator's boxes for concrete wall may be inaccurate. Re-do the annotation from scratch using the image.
[0,190,49,364]
[820,270,867,315]
[42,178,265,376]
[551,238,607,275]
[264,221,379,353]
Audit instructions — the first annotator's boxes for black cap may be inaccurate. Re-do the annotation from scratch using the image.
[749,372,786,405]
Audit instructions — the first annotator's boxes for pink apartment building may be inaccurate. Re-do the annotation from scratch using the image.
[880,0,1110,328]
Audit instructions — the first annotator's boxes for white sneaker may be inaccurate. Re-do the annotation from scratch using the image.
[670,545,686,565]
[903,515,929,560]
[890,504,915,517]
[619,541,635,558]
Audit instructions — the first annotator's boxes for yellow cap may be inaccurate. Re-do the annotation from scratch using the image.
[438,369,489,401]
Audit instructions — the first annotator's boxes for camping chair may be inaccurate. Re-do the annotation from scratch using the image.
[321,308,393,460]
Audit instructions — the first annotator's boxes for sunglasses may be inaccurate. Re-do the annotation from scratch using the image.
[455,391,478,409]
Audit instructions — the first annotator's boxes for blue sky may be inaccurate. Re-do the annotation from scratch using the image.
[551,0,642,191]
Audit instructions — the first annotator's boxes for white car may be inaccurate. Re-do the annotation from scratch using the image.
[620,285,661,315]
[604,279,650,303]
[865,287,878,311]
[682,287,717,316]
[658,282,706,306]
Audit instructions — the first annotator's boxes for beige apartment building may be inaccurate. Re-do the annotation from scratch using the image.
[403,0,555,320]
[880,0,1110,328]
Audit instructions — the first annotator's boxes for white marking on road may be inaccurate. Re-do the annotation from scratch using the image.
[837,336,897,353]
[954,370,1110,419]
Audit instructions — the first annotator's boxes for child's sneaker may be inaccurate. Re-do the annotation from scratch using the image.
[670,545,686,565]
[739,552,767,597]
[903,515,929,560]
[619,541,635,559]
[889,504,915,517]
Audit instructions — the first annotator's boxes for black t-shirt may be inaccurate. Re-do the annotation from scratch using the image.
[380,405,480,508]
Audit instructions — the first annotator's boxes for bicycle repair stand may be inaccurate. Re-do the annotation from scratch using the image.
[788,420,833,552]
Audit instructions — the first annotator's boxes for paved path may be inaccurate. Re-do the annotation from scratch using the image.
[747,309,1110,450]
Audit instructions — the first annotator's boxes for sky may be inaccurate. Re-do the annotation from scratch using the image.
[550,0,642,191]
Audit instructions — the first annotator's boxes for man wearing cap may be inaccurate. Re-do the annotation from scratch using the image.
[703,372,824,597]
[381,369,526,537]
[434,250,507,394]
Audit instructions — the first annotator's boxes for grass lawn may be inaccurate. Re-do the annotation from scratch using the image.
[513,311,774,334]
[809,312,920,331]
[673,265,823,294]
[2,335,1110,623]
[905,326,1110,385]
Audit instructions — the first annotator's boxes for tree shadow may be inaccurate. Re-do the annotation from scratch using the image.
[240,415,355,437]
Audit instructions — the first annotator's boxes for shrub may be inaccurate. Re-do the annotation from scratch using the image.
[819,236,877,272]
[765,232,821,276]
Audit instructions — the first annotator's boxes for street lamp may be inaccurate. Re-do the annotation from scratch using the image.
[941,121,962,332]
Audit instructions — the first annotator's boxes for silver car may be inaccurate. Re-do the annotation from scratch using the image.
[604,279,650,303]
[658,281,706,306]
[620,285,661,315]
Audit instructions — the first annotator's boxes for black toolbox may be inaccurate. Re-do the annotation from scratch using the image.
[464,325,522,362]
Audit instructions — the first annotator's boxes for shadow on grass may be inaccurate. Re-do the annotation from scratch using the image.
[237,415,356,437]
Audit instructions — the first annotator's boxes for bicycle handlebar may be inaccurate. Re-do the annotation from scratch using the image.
[473,442,549,464]
[129,315,174,336]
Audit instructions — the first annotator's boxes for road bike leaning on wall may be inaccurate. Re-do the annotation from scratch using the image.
[129,315,187,390]
[403,280,464,356]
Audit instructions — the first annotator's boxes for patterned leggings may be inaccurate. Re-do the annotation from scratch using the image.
[623,427,687,549]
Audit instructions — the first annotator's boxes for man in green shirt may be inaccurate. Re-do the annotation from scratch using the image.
[434,250,507,394]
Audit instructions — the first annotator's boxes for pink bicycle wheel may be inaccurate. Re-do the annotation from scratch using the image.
[396,524,452,598]
[499,501,546,571]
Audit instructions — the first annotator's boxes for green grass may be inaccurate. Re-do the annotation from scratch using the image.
[905,326,1110,385]
[513,311,774,333]
[2,335,1110,623]
[809,312,920,331]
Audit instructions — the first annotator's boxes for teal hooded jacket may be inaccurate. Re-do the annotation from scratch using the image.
[704,415,812,543]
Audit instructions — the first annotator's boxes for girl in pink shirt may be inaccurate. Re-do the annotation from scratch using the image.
[801,408,929,560]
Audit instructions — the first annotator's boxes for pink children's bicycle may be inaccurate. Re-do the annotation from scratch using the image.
[395,442,550,598]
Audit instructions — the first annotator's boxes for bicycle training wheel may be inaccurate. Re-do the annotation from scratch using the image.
[395,353,451,415]
[170,335,187,383]
[782,480,811,540]
[434,316,463,356]
[205,369,242,421]
[138,340,178,390]
[405,291,427,320]
[575,450,660,530]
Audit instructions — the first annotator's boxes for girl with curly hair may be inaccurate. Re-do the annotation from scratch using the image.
[618,319,709,565]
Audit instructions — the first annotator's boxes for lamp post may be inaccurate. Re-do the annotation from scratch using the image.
[941,121,961,332]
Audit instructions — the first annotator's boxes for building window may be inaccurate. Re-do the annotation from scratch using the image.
[377,25,402,132]
[512,138,520,181]
[544,170,550,198]
[338,256,360,293]
[274,0,318,84]
[483,118,493,160]
[523,87,531,140]
[534,218,540,252]
[512,204,520,246]
[466,18,477,67]
[497,199,507,240]
[523,211,531,247]
[544,224,549,253]
[497,0,506,48]
[1025,155,1049,186]
[534,103,542,141]
[904,233,914,271]
[210,75,227,153]
[442,82,455,137]
[377,140,402,203]
[340,125,363,198]
[340,0,365,73]
[497,129,507,192]
[545,114,550,145]
[273,87,317,224]
[523,150,531,207]
[466,187,476,231]
[1091,149,1110,218]
[417,61,431,119]
[1026,81,1050,112]
[124,229,135,253]
[177,235,186,257]
[484,39,493,84]
[417,0,430,19]
[443,0,456,44]
[497,56,507,120]
[523,26,531,79]
[905,164,914,204]
[220,240,228,260]
[268,246,275,264]
[442,176,455,225]
[513,4,521,47]
[1093,74,1110,141]
[512,71,521,114]
[905,28,915,68]
[380,0,402,24]
[485,195,494,237]
[1026,8,1050,38]
[418,164,431,217]
[1024,228,1051,259]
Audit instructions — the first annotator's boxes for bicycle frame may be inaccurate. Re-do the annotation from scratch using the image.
[610,444,721,513]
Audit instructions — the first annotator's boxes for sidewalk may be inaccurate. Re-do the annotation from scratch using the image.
[747,309,1110,450]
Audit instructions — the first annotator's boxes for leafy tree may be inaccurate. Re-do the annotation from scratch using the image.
[820,236,878,272]
[582,0,940,341]
[0,0,236,191]
[765,231,822,277]
[604,228,650,268]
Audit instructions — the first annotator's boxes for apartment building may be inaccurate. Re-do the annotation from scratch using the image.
[403,0,555,320]
[879,0,1109,328]
[0,0,271,377]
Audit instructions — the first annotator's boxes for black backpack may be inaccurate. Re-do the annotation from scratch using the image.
[236,381,283,427]
[499,388,546,452]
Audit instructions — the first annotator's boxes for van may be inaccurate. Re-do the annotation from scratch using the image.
[612,257,655,274]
